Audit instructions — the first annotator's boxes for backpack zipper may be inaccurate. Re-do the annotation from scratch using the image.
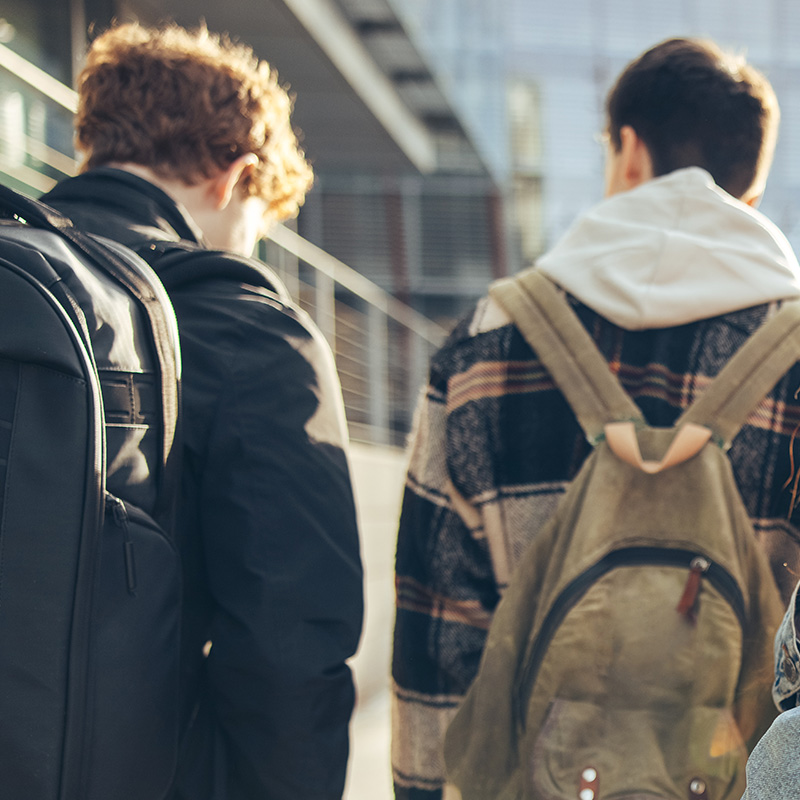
[514,546,745,732]
[676,556,710,623]
[106,494,137,595]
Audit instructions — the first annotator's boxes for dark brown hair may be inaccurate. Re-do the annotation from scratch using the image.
[606,38,779,199]
[76,23,313,220]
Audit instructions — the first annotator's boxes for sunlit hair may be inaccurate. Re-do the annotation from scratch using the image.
[76,22,313,221]
[606,37,779,200]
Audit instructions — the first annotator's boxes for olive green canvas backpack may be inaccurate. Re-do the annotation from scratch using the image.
[443,271,794,800]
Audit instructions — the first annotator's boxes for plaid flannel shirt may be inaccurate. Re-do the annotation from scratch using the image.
[392,292,800,800]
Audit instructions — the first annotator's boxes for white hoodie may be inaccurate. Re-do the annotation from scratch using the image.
[536,167,800,330]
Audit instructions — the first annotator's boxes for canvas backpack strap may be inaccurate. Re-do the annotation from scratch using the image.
[489,270,644,443]
[678,298,800,448]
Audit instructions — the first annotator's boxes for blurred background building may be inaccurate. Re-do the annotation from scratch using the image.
[3,1,800,796]
[395,0,800,258]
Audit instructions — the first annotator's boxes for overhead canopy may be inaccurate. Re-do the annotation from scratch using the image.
[125,0,490,177]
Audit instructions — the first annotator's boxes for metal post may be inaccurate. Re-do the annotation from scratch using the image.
[368,303,389,444]
[315,270,336,350]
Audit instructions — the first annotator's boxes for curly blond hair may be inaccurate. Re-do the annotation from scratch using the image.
[76,23,313,221]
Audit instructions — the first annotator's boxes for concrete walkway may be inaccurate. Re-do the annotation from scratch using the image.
[343,442,407,800]
[345,690,392,800]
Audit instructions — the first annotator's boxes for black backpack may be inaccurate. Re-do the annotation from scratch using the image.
[0,183,182,800]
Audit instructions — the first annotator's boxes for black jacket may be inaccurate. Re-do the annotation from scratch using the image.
[45,169,364,800]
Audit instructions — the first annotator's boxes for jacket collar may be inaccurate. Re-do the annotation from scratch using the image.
[43,167,208,247]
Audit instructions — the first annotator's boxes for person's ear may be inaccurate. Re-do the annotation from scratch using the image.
[744,193,762,208]
[740,185,764,208]
[617,125,653,189]
[210,153,259,210]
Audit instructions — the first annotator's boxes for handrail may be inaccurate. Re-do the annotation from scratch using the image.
[268,223,447,345]
[0,43,78,112]
[25,137,78,175]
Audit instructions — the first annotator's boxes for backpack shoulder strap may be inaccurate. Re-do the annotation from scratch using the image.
[0,183,181,520]
[489,270,643,443]
[135,240,290,302]
[678,299,800,448]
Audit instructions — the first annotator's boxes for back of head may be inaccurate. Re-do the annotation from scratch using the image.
[76,23,313,221]
[606,37,779,200]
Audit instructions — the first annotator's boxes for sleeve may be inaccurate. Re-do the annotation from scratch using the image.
[391,378,498,800]
[741,706,800,798]
[773,580,800,711]
[190,295,363,799]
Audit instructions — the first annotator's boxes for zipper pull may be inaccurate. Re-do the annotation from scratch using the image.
[676,556,709,624]
[107,495,137,595]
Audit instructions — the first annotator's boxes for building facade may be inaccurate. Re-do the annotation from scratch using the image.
[396,0,800,260]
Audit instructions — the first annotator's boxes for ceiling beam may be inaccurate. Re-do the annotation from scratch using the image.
[280,0,437,174]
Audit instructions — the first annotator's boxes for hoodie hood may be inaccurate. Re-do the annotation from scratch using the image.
[536,167,800,329]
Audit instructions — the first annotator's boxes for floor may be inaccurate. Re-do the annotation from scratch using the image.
[342,443,405,800]
[345,690,393,800]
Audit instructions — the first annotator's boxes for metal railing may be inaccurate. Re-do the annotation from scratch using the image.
[0,42,445,446]
[262,228,445,445]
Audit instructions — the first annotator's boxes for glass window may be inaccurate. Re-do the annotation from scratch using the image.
[0,0,77,194]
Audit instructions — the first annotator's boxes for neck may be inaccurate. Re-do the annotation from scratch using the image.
[103,162,261,256]
[105,163,210,217]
